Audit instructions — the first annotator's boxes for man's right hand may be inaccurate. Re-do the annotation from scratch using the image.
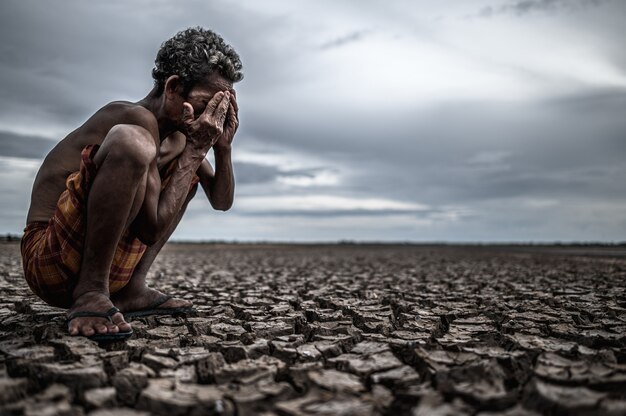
[181,91,231,152]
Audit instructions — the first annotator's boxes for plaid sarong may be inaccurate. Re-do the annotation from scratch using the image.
[21,144,199,307]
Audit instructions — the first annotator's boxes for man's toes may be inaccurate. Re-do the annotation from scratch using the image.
[68,320,80,335]
[165,297,193,308]
[95,324,109,334]
[111,313,132,332]
[81,325,95,336]
[118,321,132,332]
[106,323,119,333]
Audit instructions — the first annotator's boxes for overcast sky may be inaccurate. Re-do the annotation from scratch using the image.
[1,0,625,242]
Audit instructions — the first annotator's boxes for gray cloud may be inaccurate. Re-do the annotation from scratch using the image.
[0,131,55,159]
[233,210,421,217]
[234,162,333,185]
[1,0,625,241]
[233,162,281,184]
[0,159,39,233]
[478,0,607,17]
[318,30,370,50]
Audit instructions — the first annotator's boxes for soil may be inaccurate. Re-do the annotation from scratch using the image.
[1,242,625,415]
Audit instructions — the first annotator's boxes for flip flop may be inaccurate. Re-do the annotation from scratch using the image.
[124,294,196,318]
[66,306,133,342]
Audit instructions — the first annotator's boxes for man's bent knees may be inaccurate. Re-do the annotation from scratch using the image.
[96,124,157,172]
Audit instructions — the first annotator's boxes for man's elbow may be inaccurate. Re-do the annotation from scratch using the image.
[210,199,233,211]
[136,231,160,246]
[132,223,162,246]
[212,203,232,212]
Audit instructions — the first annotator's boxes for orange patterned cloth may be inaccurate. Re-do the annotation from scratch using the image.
[21,144,199,307]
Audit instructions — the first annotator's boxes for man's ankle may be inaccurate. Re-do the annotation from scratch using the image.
[72,287,110,302]
[115,281,149,296]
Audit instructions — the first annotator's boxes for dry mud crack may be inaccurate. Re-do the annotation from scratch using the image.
[1,243,625,415]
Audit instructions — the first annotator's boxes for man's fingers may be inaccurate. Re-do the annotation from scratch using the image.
[182,102,195,123]
[204,91,226,116]
[228,102,238,127]
[230,93,239,116]
[212,93,231,126]
[226,89,239,115]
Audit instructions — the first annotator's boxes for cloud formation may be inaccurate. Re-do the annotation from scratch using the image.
[1,0,625,241]
[0,132,55,159]
[477,0,607,17]
[318,30,371,50]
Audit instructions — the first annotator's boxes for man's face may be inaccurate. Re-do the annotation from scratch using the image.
[185,72,234,119]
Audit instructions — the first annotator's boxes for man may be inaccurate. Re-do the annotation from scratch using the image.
[20,27,242,341]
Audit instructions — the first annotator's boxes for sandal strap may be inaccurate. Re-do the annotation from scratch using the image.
[67,310,113,322]
[67,307,122,322]
[106,306,121,317]
[143,295,173,311]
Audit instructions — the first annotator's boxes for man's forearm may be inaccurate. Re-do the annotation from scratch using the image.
[209,146,235,211]
[151,147,206,241]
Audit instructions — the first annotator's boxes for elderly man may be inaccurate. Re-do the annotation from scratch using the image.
[21,27,242,341]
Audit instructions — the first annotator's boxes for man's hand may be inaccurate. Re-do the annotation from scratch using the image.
[181,91,231,152]
[213,90,239,152]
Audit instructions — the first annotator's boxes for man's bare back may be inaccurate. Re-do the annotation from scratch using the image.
[27,102,184,225]
[21,27,242,341]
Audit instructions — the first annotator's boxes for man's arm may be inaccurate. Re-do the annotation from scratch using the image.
[131,91,231,245]
[198,90,238,211]
[197,149,234,211]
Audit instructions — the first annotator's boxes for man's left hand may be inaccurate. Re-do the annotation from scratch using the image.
[214,89,238,152]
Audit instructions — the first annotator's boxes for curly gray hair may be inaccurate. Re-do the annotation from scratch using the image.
[152,27,243,95]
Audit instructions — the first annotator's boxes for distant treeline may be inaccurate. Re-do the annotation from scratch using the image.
[0,234,21,242]
[1,234,625,246]
[167,240,626,247]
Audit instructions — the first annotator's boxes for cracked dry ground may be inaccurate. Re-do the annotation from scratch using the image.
[1,243,626,416]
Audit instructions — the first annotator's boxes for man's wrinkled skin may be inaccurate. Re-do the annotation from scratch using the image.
[26,72,238,337]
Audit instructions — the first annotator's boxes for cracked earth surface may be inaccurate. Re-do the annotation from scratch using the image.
[1,242,625,415]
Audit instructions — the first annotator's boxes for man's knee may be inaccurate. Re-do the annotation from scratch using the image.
[102,124,157,172]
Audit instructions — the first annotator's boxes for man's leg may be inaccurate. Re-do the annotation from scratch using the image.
[68,125,157,337]
[112,185,197,312]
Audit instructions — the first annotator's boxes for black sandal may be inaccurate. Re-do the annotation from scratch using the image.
[66,306,133,342]
[124,294,196,318]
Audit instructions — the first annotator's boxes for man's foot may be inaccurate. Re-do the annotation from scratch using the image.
[67,291,132,337]
[112,286,193,315]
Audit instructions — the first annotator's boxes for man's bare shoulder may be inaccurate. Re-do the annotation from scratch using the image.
[81,101,159,139]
